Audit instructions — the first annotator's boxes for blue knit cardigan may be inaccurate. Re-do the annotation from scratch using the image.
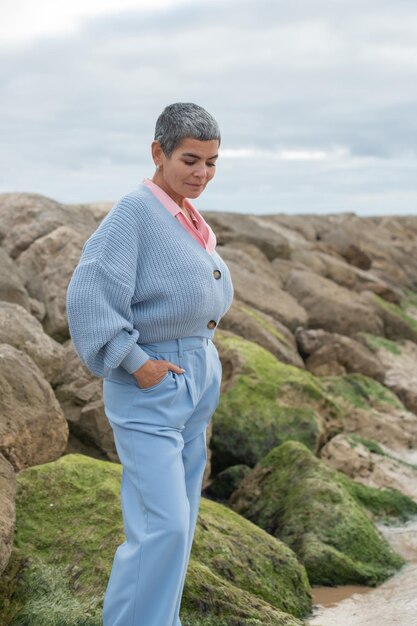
[66,183,234,377]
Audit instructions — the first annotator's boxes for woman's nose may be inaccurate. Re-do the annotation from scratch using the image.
[193,165,207,179]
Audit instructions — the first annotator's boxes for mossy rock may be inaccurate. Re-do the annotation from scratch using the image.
[229,441,404,586]
[371,293,417,343]
[339,472,417,524]
[211,335,342,474]
[204,464,252,501]
[320,372,403,411]
[0,453,311,626]
[358,332,402,356]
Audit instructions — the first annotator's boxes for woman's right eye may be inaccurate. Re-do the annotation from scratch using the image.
[184,160,196,166]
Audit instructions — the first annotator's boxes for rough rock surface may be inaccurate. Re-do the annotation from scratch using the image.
[0,301,66,384]
[295,327,386,381]
[0,344,68,471]
[229,441,404,586]
[0,453,15,576]
[0,454,311,626]
[320,434,417,501]
[284,269,384,336]
[210,332,342,474]
[17,225,89,340]
[0,248,30,311]
[219,245,308,331]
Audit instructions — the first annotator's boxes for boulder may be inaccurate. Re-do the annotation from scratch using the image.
[0,453,16,576]
[0,192,96,259]
[290,248,401,303]
[0,301,66,384]
[204,464,252,501]
[0,248,30,310]
[320,434,417,501]
[284,269,384,337]
[295,327,385,381]
[0,453,311,626]
[17,225,88,341]
[219,245,308,331]
[359,335,417,415]
[200,212,309,261]
[0,344,68,471]
[229,441,404,586]
[320,373,417,457]
[210,334,342,475]
[54,341,117,461]
[363,292,417,344]
[219,300,305,368]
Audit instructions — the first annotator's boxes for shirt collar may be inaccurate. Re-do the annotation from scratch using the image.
[142,178,184,217]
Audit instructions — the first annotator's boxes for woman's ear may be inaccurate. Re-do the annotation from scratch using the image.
[151,140,164,168]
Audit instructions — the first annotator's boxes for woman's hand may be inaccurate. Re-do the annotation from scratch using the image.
[132,359,185,389]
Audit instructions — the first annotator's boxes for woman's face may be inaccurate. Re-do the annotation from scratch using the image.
[151,137,219,206]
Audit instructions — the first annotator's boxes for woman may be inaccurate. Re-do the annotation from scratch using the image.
[66,102,234,626]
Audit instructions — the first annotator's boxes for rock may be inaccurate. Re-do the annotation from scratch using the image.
[0,192,96,259]
[362,292,417,344]
[54,341,117,461]
[17,225,89,341]
[201,212,309,261]
[219,300,305,368]
[202,419,213,491]
[320,373,417,457]
[0,248,30,311]
[0,453,311,626]
[210,334,342,475]
[219,245,308,331]
[229,441,404,586]
[295,327,386,381]
[0,302,66,384]
[29,297,46,322]
[290,249,402,303]
[0,453,16,576]
[320,433,417,501]
[359,335,417,415]
[284,269,384,336]
[0,344,68,471]
[204,464,252,501]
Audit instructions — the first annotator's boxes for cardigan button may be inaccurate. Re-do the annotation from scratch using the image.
[213,269,221,279]
[207,320,217,329]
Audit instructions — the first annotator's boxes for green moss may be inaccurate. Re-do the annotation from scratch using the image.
[348,434,385,455]
[321,372,403,410]
[211,335,342,474]
[190,499,311,619]
[0,454,310,626]
[348,433,417,474]
[372,293,417,338]
[338,475,417,524]
[237,304,293,347]
[205,464,252,500]
[231,441,404,586]
[358,332,402,355]
[400,288,417,313]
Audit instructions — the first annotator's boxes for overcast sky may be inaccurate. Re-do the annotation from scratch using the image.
[1,0,417,215]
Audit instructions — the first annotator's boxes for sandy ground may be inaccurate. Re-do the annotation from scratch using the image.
[307,519,417,626]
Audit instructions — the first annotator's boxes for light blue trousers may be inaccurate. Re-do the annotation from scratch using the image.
[102,336,222,626]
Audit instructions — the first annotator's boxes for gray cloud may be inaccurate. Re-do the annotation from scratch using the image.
[1,0,416,214]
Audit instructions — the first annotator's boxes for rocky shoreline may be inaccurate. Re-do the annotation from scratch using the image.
[1,192,417,624]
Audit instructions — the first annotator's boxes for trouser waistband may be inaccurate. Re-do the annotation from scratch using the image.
[138,336,210,357]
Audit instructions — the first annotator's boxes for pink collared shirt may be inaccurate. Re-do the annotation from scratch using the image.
[142,178,217,254]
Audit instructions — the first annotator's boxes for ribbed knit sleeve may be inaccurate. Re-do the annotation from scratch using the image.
[66,196,150,377]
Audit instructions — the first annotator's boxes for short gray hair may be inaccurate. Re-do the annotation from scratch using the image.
[154,102,221,157]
